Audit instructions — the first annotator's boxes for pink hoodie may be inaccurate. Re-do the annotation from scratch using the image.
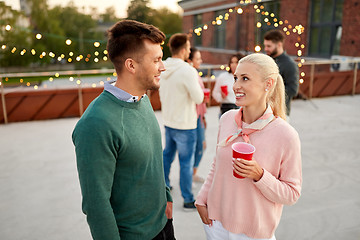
[195,109,302,239]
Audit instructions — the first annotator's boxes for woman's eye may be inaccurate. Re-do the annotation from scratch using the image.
[243,77,249,81]
[234,76,238,82]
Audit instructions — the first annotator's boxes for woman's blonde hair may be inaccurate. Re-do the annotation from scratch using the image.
[238,53,286,120]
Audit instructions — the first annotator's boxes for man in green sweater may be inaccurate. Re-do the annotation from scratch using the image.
[72,20,174,240]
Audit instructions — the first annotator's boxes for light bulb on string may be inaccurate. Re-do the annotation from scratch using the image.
[5,25,11,31]
[255,45,261,52]
[36,34,42,39]
[65,39,72,45]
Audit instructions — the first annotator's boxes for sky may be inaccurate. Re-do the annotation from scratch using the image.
[1,0,183,18]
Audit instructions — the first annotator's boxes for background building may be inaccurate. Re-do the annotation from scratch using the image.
[179,0,360,66]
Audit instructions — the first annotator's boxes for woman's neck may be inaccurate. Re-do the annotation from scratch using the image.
[242,103,267,124]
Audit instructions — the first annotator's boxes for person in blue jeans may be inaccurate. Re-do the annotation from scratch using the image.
[163,127,197,208]
[159,34,204,210]
[187,47,207,183]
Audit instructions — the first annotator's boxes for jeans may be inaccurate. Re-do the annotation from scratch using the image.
[194,116,205,168]
[163,126,196,203]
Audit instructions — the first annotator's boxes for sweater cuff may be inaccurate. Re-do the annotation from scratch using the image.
[253,169,275,189]
[166,186,173,203]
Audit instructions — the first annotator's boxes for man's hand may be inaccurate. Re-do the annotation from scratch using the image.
[165,201,173,219]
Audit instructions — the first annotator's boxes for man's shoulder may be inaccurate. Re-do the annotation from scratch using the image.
[277,53,297,70]
[278,52,296,64]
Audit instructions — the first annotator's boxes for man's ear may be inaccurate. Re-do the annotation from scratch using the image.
[124,58,136,74]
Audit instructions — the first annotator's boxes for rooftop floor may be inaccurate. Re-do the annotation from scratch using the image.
[1,95,360,240]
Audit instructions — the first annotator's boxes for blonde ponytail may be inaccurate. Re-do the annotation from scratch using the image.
[268,74,286,120]
[238,53,286,120]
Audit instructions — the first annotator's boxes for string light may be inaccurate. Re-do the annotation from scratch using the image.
[65,39,72,45]
[5,24,12,31]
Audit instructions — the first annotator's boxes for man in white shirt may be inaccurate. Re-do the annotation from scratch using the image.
[159,33,204,210]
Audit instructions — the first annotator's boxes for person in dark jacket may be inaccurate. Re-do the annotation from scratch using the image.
[264,29,299,117]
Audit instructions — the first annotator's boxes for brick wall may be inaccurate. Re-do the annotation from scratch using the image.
[340,0,360,56]
[279,0,310,56]
[181,0,358,65]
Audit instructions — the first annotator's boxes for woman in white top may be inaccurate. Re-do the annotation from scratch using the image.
[212,54,244,116]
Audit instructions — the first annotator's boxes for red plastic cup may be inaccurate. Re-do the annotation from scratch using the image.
[232,142,256,179]
[203,88,210,100]
[221,85,228,96]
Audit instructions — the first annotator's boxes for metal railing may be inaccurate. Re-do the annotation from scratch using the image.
[0,69,115,124]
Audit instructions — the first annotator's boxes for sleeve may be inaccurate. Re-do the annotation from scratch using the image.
[283,61,299,99]
[184,67,204,104]
[72,119,121,240]
[165,186,173,202]
[253,130,302,206]
[212,73,223,103]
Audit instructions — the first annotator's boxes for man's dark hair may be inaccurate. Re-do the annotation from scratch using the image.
[188,47,199,61]
[168,33,189,56]
[264,29,285,44]
[106,20,165,72]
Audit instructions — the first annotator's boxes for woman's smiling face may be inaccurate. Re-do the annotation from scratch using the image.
[233,61,267,108]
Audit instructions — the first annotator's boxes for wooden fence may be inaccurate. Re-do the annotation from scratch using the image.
[1,59,359,124]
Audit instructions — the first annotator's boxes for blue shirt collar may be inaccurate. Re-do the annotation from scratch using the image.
[104,80,145,102]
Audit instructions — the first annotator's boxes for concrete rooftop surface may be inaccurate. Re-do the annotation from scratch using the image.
[1,95,360,240]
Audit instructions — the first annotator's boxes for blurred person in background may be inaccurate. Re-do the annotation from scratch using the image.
[264,29,299,118]
[187,47,208,184]
[212,53,244,116]
[159,33,204,211]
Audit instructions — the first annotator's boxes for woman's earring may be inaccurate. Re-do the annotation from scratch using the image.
[265,88,268,92]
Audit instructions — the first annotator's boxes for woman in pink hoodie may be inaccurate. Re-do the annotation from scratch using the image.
[195,53,302,240]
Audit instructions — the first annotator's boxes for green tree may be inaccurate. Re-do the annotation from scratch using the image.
[0,2,34,67]
[27,0,65,57]
[100,7,120,23]
[127,0,152,24]
[149,7,182,59]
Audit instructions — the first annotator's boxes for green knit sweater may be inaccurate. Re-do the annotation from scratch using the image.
[72,91,172,240]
